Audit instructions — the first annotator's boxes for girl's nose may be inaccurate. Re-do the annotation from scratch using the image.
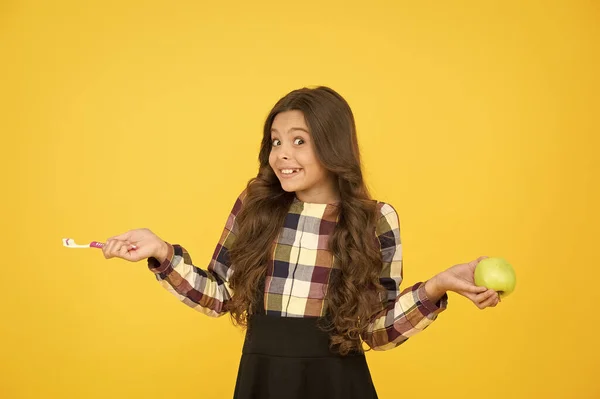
[278,148,291,160]
[277,141,293,160]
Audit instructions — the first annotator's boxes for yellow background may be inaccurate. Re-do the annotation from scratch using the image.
[1,0,598,398]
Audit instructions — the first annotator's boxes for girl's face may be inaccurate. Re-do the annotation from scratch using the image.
[269,110,339,204]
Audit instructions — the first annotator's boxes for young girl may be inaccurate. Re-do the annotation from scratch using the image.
[102,86,500,399]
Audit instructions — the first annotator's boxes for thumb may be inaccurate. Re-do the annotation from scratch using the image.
[469,256,489,268]
[455,279,487,294]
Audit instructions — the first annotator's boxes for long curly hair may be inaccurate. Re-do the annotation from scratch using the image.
[226,86,387,355]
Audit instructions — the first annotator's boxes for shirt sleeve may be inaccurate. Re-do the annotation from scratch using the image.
[146,190,246,317]
[361,202,448,351]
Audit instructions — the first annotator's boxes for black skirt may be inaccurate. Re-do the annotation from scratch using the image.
[233,314,379,399]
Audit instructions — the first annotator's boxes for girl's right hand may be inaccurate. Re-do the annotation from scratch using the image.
[102,228,169,263]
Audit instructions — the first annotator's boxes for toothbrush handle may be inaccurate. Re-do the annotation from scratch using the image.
[90,241,105,248]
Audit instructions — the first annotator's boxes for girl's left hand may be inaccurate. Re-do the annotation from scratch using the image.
[430,256,500,309]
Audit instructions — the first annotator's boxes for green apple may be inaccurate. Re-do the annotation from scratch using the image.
[474,257,516,298]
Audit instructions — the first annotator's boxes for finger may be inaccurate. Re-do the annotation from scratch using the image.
[457,284,488,300]
[109,233,138,250]
[475,290,498,309]
[466,283,488,294]
[477,288,496,302]
[105,240,131,259]
[114,241,135,258]
[486,300,498,308]
[105,239,120,259]
[488,294,500,308]
[118,243,132,258]
[103,239,118,259]
[478,293,498,309]
[102,239,110,258]
[474,288,496,304]
[455,280,487,294]
[102,239,116,259]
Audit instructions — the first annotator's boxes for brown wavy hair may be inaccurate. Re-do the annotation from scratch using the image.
[227,86,387,355]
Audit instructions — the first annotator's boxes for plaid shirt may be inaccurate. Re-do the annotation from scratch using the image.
[148,190,448,351]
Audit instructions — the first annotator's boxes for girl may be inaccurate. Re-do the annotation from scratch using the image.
[102,86,500,399]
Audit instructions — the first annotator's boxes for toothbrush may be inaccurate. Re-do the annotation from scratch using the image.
[62,238,137,250]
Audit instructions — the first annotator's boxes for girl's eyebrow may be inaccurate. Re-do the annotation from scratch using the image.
[271,127,309,134]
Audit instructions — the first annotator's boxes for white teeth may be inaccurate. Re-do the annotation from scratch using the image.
[281,169,299,174]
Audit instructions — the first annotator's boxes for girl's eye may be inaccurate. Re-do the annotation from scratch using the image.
[272,139,281,146]
[294,138,305,145]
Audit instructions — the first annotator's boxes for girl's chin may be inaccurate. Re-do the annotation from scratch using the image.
[279,180,305,192]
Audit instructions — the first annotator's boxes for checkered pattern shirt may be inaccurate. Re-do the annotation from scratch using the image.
[148,190,448,351]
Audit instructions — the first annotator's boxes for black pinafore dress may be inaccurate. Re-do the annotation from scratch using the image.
[232,284,379,399]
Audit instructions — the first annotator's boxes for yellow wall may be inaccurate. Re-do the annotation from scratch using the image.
[1,0,598,398]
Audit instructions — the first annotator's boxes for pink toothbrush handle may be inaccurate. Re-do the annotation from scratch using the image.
[89,241,137,250]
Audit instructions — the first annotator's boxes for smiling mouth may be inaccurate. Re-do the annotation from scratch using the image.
[280,168,302,176]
